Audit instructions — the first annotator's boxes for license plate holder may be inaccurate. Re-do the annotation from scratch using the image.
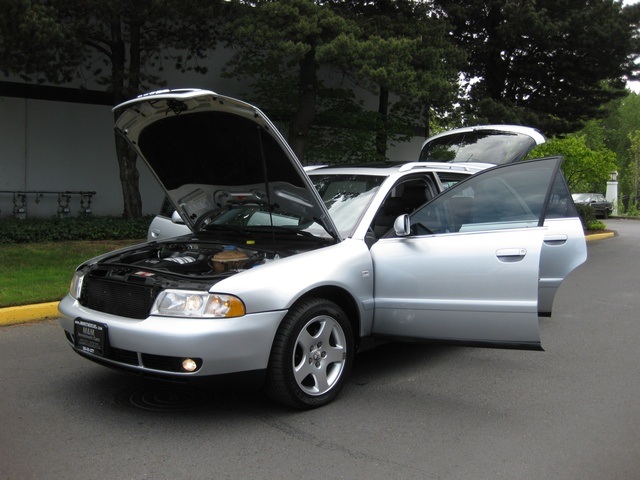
[74,318,109,357]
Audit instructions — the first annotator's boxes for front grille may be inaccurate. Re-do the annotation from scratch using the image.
[81,276,158,319]
[110,347,139,366]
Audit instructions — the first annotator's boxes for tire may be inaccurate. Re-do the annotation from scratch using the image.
[265,297,354,409]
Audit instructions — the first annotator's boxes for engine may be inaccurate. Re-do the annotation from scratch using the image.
[119,242,271,276]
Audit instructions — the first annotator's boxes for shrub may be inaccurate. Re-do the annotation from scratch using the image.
[0,215,153,244]
[585,219,607,231]
[575,203,596,229]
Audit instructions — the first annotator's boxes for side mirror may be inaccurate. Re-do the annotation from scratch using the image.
[171,211,185,224]
[394,214,411,237]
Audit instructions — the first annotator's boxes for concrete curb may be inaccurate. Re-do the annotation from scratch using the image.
[0,302,59,326]
[0,231,616,326]
[585,231,615,242]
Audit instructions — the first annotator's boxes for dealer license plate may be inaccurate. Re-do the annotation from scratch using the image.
[74,319,108,357]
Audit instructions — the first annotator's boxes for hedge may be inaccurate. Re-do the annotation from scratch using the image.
[0,215,154,244]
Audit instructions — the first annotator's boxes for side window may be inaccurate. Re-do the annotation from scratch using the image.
[160,196,174,217]
[372,176,438,237]
[409,158,563,235]
[545,171,577,219]
[435,172,470,190]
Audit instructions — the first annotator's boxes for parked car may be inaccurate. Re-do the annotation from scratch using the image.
[571,193,613,218]
[58,89,586,409]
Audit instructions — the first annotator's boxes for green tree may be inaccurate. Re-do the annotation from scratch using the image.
[528,133,617,193]
[325,0,465,158]
[594,92,640,207]
[0,0,229,218]
[223,0,356,164]
[436,0,640,134]
[626,130,640,209]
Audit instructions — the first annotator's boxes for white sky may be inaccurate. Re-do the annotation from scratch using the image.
[624,0,640,92]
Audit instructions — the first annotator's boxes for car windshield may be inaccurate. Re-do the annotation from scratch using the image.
[311,174,386,236]
[420,131,537,165]
[572,193,592,202]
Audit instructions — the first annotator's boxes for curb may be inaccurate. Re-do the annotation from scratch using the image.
[585,231,615,242]
[0,302,59,326]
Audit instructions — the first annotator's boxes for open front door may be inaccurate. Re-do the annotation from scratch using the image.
[371,157,573,350]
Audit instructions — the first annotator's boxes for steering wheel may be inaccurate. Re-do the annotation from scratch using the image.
[193,210,221,231]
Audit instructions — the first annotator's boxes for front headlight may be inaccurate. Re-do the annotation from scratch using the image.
[69,271,85,300]
[151,290,245,318]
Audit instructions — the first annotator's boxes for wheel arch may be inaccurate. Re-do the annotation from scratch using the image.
[295,286,362,347]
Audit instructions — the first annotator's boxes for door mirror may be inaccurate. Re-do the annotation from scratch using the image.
[171,211,185,224]
[394,214,411,237]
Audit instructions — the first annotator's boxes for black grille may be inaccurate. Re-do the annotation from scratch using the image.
[81,276,158,319]
[110,347,140,366]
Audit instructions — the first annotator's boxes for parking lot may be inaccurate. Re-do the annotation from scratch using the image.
[1,218,639,480]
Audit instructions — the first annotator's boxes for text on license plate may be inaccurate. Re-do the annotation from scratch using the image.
[74,319,108,357]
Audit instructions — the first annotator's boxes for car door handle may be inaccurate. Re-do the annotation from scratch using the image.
[496,248,527,262]
[544,234,568,246]
[150,228,160,238]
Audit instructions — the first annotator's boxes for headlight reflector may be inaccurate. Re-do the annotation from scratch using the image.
[151,290,245,318]
[69,271,85,300]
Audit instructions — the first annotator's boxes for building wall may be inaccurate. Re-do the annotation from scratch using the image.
[0,71,426,219]
[1,95,166,219]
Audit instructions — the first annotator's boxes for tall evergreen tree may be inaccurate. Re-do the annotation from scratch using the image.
[223,0,357,164]
[327,0,465,157]
[436,0,640,134]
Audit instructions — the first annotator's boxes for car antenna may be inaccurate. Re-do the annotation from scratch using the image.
[257,126,278,258]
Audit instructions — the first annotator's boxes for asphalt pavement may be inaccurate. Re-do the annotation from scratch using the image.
[0,219,637,480]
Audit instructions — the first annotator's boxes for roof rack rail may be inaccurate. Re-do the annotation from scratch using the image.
[397,162,486,173]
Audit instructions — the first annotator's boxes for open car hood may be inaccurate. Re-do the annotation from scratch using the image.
[419,125,546,167]
[114,89,340,240]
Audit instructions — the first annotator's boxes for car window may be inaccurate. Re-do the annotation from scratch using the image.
[435,172,470,190]
[371,176,438,237]
[311,174,385,236]
[546,171,578,219]
[408,157,565,235]
[159,196,174,217]
[420,131,537,164]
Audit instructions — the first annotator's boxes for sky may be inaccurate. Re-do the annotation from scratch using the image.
[624,0,640,92]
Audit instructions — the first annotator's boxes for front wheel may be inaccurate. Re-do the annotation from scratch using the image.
[265,298,354,409]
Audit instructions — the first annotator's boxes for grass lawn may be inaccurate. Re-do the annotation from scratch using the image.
[0,240,142,308]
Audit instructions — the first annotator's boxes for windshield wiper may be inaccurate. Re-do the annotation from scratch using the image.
[267,226,333,242]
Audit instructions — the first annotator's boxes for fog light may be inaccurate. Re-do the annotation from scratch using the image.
[182,358,198,372]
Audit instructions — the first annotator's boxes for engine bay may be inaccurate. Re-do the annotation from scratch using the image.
[111,241,277,276]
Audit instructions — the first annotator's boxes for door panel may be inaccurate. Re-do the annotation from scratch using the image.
[371,228,544,349]
[539,217,587,315]
[369,157,576,350]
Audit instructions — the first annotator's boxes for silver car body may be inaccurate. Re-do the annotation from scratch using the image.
[58,89,586,407]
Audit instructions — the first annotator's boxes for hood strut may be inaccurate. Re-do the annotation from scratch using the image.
[257,126,278,258]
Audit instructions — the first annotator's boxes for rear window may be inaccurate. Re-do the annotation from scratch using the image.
[420,131,537,165]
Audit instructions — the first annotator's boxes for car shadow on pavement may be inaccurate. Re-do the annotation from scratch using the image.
[57,342,456,419]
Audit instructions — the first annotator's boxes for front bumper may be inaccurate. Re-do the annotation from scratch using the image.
[58,294,286,378]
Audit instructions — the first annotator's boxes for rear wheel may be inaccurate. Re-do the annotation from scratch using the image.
[265,297,354,409]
